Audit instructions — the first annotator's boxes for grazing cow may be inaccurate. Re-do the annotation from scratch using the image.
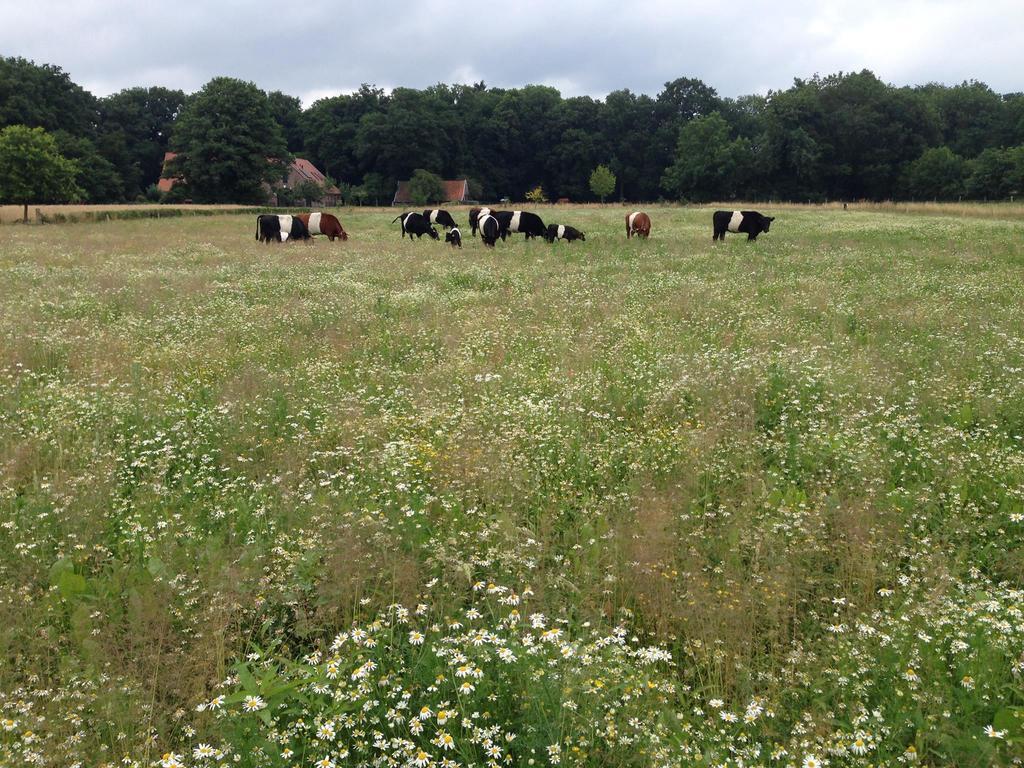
[543,224,585,243]
[393,211,440,240]
[424,209,458,230]
[256,214,311,243]
[478,214,500,247]
[493,210,546,240]
[626,211,651,239]
[297,212,348,241]
[445,227,462,248]
[712,210,775,241]
[469,207,491,237]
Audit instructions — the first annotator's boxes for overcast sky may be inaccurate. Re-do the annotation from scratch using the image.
[4,0,1022,105]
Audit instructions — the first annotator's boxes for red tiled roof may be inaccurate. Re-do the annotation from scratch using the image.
[393,179,469,205]
[158,151,179,192]
[158,153,339,196]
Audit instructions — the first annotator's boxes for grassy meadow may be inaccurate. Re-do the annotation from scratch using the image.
[1,205,1023,767]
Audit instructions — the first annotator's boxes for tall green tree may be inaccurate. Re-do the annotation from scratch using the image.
[661,112,752,201]
[966,147,1017,199]
[0,125,82,221]
[53,131,123,202]
[407,169,445,205]
[903,146,967,200]
[97,86,186,198]
[589,164,616,202]
[167,77,287,203]
[268,90,304,153]
[0,57,97,136]
[302,85,387,183]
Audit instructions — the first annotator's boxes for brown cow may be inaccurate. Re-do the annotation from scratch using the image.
[626,211,651,239]
[296,212,348,241]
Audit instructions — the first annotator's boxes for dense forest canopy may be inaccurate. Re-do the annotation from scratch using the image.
[1,56,1022,204]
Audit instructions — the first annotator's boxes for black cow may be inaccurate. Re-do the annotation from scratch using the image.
[445,227,462,248]
[424,209,458,230]
[469,207,491,236]
[393,212,440,240]
[712,210,775,241]
[255,214,311,244]
[493,210,546,240]
[543,224,585,243]
[478,214,500,247]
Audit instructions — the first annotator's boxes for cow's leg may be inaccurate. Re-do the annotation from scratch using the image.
[747,233,757,241]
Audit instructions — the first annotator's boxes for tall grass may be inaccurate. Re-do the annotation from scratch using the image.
[1,206,1022,767]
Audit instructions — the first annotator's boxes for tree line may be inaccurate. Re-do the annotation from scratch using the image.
[2,56,1023,207]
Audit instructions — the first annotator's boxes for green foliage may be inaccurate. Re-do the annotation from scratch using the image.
[0,56,97,135]
[407,168,445,205]
[966,146,1024,199]
[589,164,616,201]
[97,86,186,198]
[661,112,752,201]
[267,90,304,153]
[291,179,325,206]
[903,146,968,200]
[0,125,82,218]
[360,171,393,205]
[53,130,124,202]
[167,77,288,203]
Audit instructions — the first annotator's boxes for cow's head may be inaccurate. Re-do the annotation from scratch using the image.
[762,216,775,232]
[578,232,586,241]
[543,225,558,243]
[428,226,440,240]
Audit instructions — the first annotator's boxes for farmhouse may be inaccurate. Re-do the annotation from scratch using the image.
[392,178,471,206]
[158,153,341,205]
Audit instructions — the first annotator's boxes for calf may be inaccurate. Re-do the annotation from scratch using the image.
[712,210,774,241]
[478,214,500,247]
[393,211,440,240]
[469,207,491,237]
[445,227,462,248]
[543,224,585,243]
[424,209,458,230]
[298,212,348,241]
[493,210,546,240]
[626,211,651,239]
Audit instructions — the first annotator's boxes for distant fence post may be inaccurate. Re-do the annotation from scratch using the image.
[35,208,43,224]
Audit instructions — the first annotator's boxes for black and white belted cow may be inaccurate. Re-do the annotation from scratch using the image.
[712,210,775,241]
[393,211,440,240]
[445,227,462,248]
[424,209,458,230]
[256,214,312,243]
[469,207,491,237]
[543,224,585,243]
[493,210,546,240]
[478,214,500,247]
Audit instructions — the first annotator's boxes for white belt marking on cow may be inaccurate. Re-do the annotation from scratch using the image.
[308,212,322,235]
[510,211,522,232]
[728,211,744,232]
[403,214,414,229]
[279,214,293,242]
[628,212,638,231]
[479,208,490,218]
[429,210,438,224]
[479,215,495,234]
[557,225,565,239]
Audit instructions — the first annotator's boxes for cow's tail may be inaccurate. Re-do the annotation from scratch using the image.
[392,214,403,224]
[255,216,260,240]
